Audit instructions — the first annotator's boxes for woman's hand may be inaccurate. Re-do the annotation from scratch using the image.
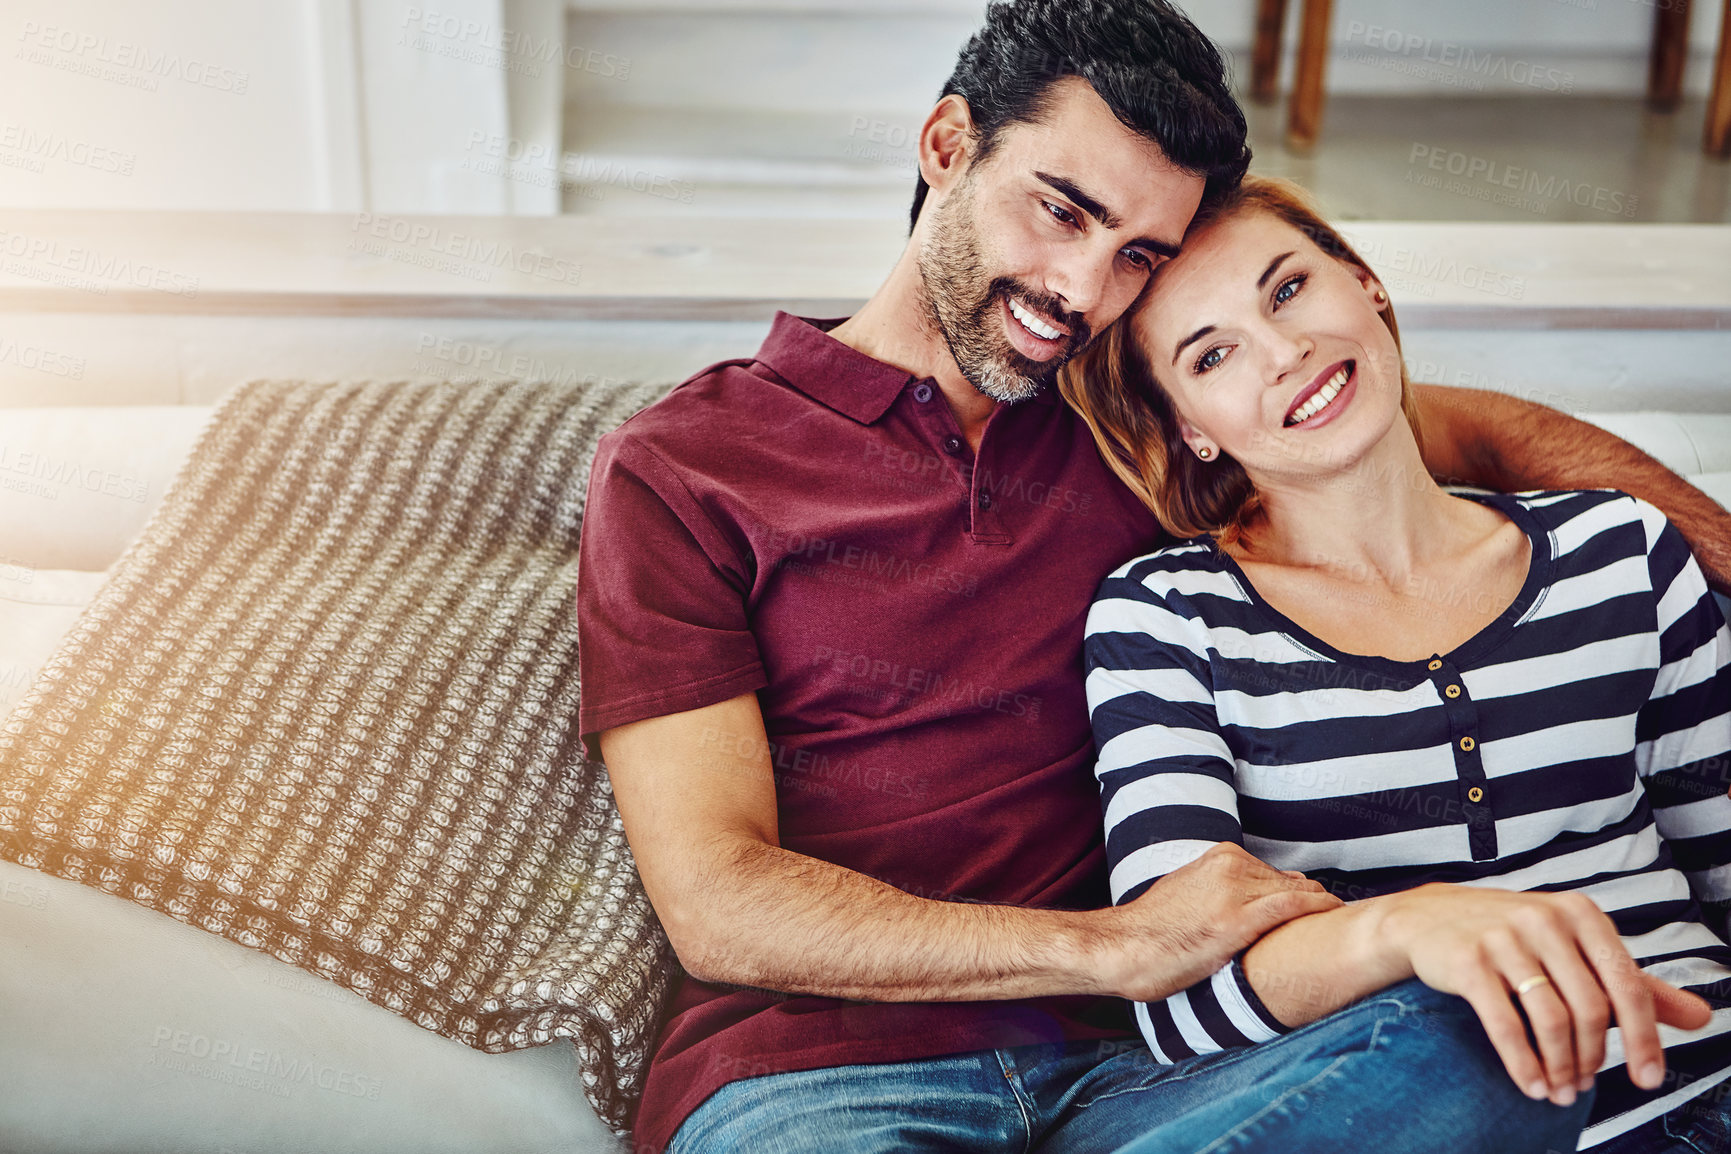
[1369,883,1713,1106]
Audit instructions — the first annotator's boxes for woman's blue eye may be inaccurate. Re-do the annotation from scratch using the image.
[1194,347,1224,374]
[1273,274,1307,305]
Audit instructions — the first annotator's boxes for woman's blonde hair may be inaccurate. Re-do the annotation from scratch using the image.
[1058,175,1425,544]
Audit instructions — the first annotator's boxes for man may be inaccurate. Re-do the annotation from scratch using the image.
[577,2,1731,1151]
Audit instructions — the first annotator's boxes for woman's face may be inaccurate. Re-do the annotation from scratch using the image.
[1130,210,1406,482]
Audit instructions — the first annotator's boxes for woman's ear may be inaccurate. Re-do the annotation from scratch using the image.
[1354,264,1391,312]
[1176,413,1218,462]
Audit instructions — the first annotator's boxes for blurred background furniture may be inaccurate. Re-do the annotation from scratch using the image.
[1253,0,1731,154]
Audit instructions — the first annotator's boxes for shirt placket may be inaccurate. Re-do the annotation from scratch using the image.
[910,379,1010,546]
[1427,653,1497,861]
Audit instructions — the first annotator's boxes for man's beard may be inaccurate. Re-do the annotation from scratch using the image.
[917,178,1092,405]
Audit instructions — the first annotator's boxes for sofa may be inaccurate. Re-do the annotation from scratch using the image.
[1,401,1728,1154]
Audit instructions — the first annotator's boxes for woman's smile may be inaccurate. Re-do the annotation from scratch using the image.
[1283,360,1356,430]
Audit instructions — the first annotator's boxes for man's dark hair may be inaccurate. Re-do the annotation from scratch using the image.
[910,0,1250,231]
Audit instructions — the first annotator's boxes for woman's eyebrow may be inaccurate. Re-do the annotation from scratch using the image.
[1173,325,1216,366]
[1258,251,1297,289]
[1170,249,1300,365]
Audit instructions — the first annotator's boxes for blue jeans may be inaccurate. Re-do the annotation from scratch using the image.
[1592,1086,1731,1154]
[665,978,1590,1154]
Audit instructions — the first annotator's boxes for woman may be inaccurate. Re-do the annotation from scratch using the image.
[1060,176,1731,1153]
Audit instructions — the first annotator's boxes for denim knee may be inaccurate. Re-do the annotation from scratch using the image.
[1371,977,1594,1153]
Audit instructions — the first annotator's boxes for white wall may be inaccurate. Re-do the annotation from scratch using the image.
[1,0,1723,214]
[0,0,564,213]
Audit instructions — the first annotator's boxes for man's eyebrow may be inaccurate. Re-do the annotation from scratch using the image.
[1034,171,1181,260]
[1258,251,1296,289]
[1173,325,1216,366]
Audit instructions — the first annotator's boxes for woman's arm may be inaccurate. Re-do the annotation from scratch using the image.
[1240,502,1730,1105]
[1632,504,1731,930]
[1237,885,1709,1105]
[1413,384,1731,595]
[1085,563,1340,1060]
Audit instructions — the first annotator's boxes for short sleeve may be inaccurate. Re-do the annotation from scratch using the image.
[576,431,768,755]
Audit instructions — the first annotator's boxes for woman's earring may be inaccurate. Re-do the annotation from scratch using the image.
[1196,447,1213,461]
[1374,288,1389,304]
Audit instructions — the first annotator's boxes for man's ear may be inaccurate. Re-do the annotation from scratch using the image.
[919,95,975,197]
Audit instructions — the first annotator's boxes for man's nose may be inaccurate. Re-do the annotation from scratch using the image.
[1044,247,1115,319]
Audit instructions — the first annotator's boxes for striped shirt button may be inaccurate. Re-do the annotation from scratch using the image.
[1446,685,1462,698]
[1428,659,1443,671]
[1460,736,1476,752]
[1468,786,1484,803]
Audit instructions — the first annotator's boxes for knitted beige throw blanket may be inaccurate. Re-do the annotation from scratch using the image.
[0,378,677,1134]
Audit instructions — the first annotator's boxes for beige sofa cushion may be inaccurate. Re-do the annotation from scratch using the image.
[0,565,109,719]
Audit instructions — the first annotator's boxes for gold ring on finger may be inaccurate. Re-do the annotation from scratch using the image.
[1514,974,1552,997]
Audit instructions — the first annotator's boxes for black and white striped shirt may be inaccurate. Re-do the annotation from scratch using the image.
[1084,490,1731,1149]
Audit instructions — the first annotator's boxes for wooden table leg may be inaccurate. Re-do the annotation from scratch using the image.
[1286,0,1333,150]
[1251,0,1289,104]
[1649,0,1694,111]
[1709,0,1731,155]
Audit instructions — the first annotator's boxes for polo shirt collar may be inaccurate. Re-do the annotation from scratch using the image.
[756,311,1059,425]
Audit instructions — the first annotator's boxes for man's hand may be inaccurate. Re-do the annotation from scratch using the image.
[1099,844,1341,1003]
[603,694,1336,1005]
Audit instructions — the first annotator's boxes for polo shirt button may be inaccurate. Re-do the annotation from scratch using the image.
[913,383,934,403]
[1460,736,1476,752]
[978,492,993,510]
[942,435,963,456]
[1445,685,1462,699]
[1427,658,1443,671]
[1468,786,1484,803]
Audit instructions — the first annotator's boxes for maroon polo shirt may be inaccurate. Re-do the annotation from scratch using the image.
[576,312,1164,1152]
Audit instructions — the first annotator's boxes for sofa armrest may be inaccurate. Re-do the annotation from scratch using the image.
[0,407,212,572]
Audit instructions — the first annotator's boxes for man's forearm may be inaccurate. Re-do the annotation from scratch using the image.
[678,835,1112,1002]
[1415,384,1731,593]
